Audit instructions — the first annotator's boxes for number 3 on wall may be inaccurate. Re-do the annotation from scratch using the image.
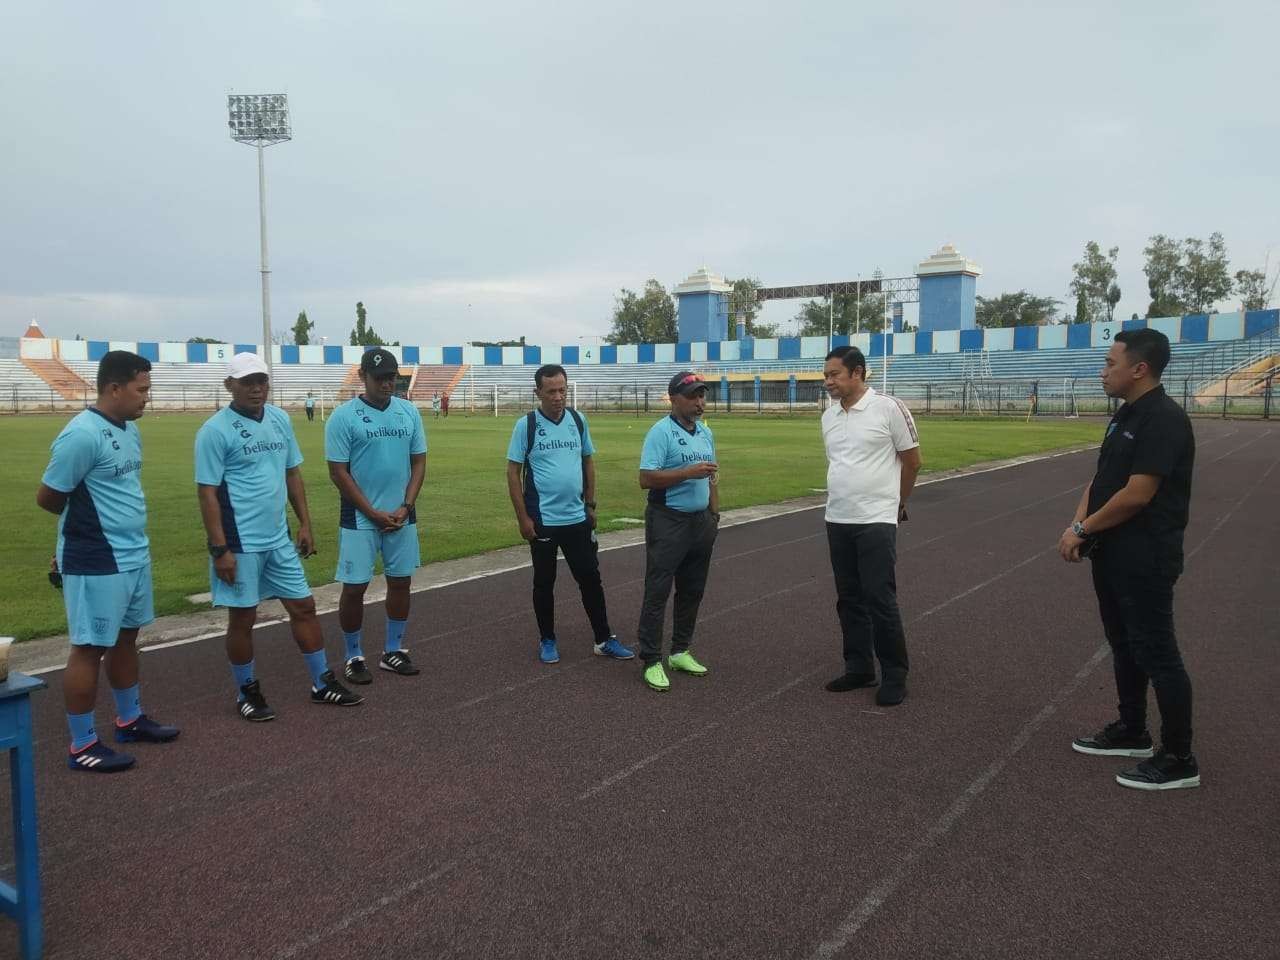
[1101,326,1113,341]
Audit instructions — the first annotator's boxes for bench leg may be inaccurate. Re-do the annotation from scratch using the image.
[11,701,42,960]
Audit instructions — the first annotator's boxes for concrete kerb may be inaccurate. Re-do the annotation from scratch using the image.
[14,443,1095,676]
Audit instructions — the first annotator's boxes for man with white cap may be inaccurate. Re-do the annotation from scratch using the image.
[195,353,363,720]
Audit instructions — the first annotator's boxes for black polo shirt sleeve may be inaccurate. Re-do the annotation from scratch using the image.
[1129,410,1185,478]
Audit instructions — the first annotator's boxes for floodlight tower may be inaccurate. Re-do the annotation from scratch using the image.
[227,93,291,386]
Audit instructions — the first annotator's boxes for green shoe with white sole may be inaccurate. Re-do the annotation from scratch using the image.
[667,650,708,676]
[643,662,670,691]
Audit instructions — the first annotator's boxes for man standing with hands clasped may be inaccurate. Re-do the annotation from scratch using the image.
[1060,329,1199,791]
[635,371,720,692]
[326,348,427,683]
[820,346,920,707]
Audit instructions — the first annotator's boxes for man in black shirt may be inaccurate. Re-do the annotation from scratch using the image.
[1057,328,1199,791]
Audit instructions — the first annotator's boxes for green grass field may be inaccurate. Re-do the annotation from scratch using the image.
[0,411,1103,640]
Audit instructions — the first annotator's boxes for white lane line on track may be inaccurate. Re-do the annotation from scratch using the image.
[806,432,1279,960]
[275,861,461,960]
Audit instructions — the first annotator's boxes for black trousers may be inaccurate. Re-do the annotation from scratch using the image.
[305,407,315,421]
[530,520,611,644]
[636,505,718,665]
[825,522,909,681]
[1091,550,1193,755]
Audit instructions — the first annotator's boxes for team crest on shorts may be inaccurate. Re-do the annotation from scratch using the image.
[92,617,110,635]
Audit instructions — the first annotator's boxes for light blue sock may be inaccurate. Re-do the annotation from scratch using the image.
[68,711,97,752]
[385,617,407,654]
[111,683,141,726]
[343,630,363,661]
[231,660,256,701]
[303,649,328,689]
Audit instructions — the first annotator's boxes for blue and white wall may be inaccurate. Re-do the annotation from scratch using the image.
[19,310,1279,368]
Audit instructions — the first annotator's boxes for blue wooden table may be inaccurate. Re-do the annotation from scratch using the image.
[0,671,45,960]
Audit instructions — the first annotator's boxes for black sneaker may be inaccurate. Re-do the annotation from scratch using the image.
[310,671,364,706]
[238,680,276,722]
[379,649,420,676]
[344,656,373,685]
[875,679,907,707]
[824,672,878,692]
[1116,751,1200,791]
[1072,721,1153,758]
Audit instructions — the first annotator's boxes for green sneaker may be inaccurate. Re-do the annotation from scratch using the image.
[667,650,708,677]
[643,662,670,692]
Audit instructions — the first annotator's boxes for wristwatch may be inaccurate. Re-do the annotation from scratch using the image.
[1071,521,1087,538]
[208,543,229,559]
[401,502,414,511]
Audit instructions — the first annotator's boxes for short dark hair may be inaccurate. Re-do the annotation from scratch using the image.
[825,345,867,378]
[97,350,151,392]
[1114,328,1171,378]
[535,363,568,389]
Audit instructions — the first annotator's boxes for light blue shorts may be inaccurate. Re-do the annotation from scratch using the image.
[336,524,421,583]
[63,563,155,647]
[210,544,312,608]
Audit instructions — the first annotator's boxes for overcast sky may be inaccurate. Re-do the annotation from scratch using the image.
[2,1,1276,345]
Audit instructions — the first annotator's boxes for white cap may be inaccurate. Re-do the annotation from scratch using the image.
[226,352,269,379]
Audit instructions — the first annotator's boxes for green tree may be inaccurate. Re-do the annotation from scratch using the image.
[1234,268,1274,311]
[292,310,314,345]
[1180,232,1232,313]
[1074,293,1088,324]
[1143,233,1234,316]
[975,291,1060,328]
[726,277,779,338]
[795,292,887,336]
[349,301,386,346]
[1069,241,1120,323]
[1142,234,1186,317]
[605,280,677,344]
[187,336,222,343]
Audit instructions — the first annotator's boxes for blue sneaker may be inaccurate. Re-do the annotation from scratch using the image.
[68,740,135,773]
[539,638,560,664]
[594,636,636,660]
[115,714,181,744]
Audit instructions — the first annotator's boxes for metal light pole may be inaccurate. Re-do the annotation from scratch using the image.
[227,93,291,388]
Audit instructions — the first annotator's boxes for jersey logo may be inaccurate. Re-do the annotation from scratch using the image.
[677,437,688,446]
[1123,431,1134,439]
[538,428,547,437]
[232,419,252,439]
[92,617,109,636]
[102,427,120,451]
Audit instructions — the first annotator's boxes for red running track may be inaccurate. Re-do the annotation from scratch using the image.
[1,418,1277,960]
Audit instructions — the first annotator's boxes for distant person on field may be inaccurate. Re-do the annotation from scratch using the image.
[36,350,179,773]
[441,392,450,418]
[1060,328,1199,791]
[432,392,440,418]
[326,348,427,684]
[195,352,363,721]
[820,345,920,707]
[635,371,720,692]
[506,364,633,665]
[305,391,316,422]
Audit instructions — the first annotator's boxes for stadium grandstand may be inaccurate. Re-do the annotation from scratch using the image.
[3,299,1277,418]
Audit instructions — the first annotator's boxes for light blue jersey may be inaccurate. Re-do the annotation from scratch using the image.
[325,395,427,530]
[506,408,595,526]
[42,408,149,574]
[639,415,716,513]
[195,404,303,553]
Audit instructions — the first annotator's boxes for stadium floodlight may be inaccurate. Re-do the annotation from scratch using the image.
[227,92,291,391]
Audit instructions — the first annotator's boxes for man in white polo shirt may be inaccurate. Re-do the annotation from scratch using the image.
[820,345,921,706]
